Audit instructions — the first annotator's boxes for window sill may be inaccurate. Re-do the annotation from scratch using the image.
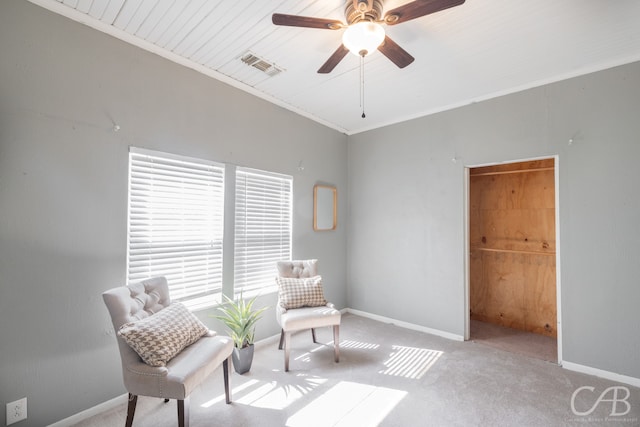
[182,286,278,313]
[235,285,278,301]
[182,293,222,312]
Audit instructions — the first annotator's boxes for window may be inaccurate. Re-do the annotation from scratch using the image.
[127,148,225,309]
[234,167,292,295]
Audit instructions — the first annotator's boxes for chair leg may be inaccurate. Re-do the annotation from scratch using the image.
[125,394,137,427]
[333,325,340,363]
[177,397,190,427]
[278,329,285,350]
[223,356,232,404]
[311,328,317,343]
[284,331,291,372]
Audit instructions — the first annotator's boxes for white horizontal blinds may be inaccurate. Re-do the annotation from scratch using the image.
[127,148,225,307]
[234,167,292,295]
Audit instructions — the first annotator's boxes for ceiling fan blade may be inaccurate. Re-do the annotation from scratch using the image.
[384,0,465,26]
[318,44,350,74]
[272,13,344,30]
[378,36,415,68]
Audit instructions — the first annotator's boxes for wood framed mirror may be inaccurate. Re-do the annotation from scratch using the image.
[313,185,337,231]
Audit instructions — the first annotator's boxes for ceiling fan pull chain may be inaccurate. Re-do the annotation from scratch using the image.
[360,54,366,119]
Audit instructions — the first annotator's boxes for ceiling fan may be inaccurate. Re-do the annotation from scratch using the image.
[272,0,466,74]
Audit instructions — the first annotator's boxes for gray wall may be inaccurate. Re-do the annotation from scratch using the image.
[348,60,640,380]
[0,1,347,425]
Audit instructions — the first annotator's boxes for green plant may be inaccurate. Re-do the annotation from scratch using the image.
[212,293,267,349]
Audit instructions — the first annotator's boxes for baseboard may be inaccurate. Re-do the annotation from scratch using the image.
[47,393,127,427]
[346,308,464,342]
[562,361,640,388]
[254,332,281,348]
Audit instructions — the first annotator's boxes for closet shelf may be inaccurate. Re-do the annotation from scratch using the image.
[471,247,556,256]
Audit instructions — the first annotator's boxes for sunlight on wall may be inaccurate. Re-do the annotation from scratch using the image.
[379,345,443,379]
[286,381,406,427]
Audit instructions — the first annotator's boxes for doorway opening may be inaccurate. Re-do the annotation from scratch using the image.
[464,157,561,364]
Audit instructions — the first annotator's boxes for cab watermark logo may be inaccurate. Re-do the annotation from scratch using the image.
[571,386,631,417]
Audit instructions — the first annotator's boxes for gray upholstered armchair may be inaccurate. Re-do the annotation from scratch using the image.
[276,259,341,372]
[102,277,234,427]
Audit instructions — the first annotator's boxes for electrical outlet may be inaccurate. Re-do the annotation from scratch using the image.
[6,397,27,425]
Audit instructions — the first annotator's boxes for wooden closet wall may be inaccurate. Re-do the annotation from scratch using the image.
[469,159,556,338]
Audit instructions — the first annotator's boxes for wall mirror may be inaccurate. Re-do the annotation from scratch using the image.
[313,185,337,231]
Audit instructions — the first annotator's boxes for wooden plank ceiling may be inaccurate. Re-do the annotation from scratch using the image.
[29,0,640,135]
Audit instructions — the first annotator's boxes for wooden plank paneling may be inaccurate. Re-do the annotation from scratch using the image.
[472,207,556,253]
[478,251,526,331]
[470,250,556,337]
[523,254,556,336]
[470,159,556,338]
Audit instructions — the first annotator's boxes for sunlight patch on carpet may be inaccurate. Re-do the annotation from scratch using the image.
[201,379,260,408]
[294,351,314,362]
[201,375,328,410]
[286,381,406,427]
[339,340,380,350]
[379,345,443,379]
[308,340,379,355]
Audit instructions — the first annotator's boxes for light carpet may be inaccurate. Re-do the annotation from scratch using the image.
[470,320,558,363]
[73,314,639,426]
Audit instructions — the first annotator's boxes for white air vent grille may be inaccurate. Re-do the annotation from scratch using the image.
[240,51,283,77]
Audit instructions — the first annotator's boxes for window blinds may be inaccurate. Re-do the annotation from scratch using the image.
[234,167,292,295]
[127,148,225,307]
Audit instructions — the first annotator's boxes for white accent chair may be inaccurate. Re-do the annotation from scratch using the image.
[102,277,234,427]
[276,260,341,372]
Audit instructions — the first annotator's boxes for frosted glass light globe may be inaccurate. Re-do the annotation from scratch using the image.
[342,22,385,57]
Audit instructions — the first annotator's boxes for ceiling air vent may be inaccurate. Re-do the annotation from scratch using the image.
[240,51,283,77]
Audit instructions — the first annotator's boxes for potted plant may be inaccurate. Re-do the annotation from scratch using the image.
[212,293,267,374]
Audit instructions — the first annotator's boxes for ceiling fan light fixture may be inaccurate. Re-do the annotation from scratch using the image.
[342,21,385,57]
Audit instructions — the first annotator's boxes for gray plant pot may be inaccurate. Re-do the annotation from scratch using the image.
[232,344,254,374]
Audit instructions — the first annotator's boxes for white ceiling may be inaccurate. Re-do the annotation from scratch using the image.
[29,0,640,135]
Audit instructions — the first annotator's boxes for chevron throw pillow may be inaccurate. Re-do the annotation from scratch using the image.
[277,275,327,310]
[118,302,209,367]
